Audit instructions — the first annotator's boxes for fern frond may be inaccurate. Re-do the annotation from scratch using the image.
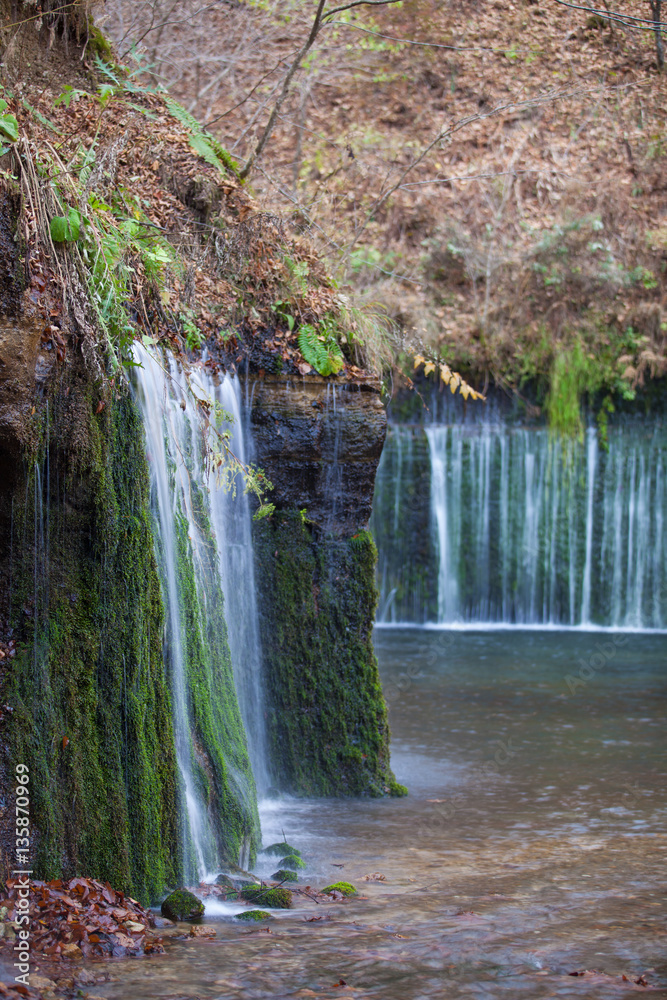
[164,98,239,177]
[298,324,344,377]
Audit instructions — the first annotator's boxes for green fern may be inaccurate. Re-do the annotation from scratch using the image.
[164,97,239,177]
[298,324,344,377]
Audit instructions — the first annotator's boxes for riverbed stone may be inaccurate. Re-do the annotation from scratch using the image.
[271,869,298,882]
[236,909,273,922]
[240,885,292,908]
[262,842,301,857]
[321,881,356,896]
[189,924,216,937]
[29,976,57,991]
[161,889,205,922]
[278,854,306,870]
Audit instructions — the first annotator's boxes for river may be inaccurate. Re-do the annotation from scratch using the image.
[84,627,667,999]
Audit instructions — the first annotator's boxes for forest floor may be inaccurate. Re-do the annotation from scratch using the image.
[101,0,667,411]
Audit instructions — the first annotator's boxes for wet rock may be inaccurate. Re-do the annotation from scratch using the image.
[320,881,356,897]
[248,374,386,535]
[75,970,97,986]
[271,869,298,882]
[240,885,292,909]
[189,924,216,937]
[28,976,57,991]
[54,979,75,991]
[214,873,237,890]
[223,864,261,885]
[235,909,273,922]
[262,842,301,857]
[161,889,205,923]
[278,854,306,870]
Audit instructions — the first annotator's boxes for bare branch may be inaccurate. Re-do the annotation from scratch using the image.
[239,0,328,180]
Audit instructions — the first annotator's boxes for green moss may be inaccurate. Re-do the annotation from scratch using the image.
[271,869,298,882]
[321,881,356,896]
[87,22,114,62]
[263,842,301,857]
[236,909,273,922]
[240,885,293,908]
[277,854,306,870]
[6,380,180,903]
[161,889,205,922]
[389,781,408,797]
[253,513,395,797]
[4,352,259,902]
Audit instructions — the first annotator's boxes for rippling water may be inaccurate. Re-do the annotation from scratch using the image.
[57,630,667,999]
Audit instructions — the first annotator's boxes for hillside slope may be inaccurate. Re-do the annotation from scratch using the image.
[102,0,667,417]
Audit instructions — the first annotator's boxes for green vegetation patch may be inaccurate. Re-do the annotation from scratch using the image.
[240,885,293,909]
[321,882,357,897]
[263,842,301,857]
[277,854,306,871]
[161,889,205,922]
[236,909,273,922]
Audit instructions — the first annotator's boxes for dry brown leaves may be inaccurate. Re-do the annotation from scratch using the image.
[0,877,164,960]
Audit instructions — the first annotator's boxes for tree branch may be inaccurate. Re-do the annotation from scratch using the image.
[238,0,404,181]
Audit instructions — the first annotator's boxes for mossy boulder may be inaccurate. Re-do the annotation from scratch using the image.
[262,842,301,858]
[271,869,298,882]
[236,909,273,922]
[161,889,205,922]
[321,882,356,897]
[278,854,306,870]
[240,885,292,909]
[214,874,237,890]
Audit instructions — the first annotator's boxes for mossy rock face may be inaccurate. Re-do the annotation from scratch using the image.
[262,842,301,858]
[253,514,396,797]
[271,869,298,882]
[5,386,182,904]
[240,885,292,909]
[389,781,408,797]
[278,854,306,871]
[236,909,272,922]
[321,882,356,897]
[161,889,205,922]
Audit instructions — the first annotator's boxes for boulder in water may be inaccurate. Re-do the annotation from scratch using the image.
[214,873,237,890]
[240,885,292,908]
[320,881,356,897]
[236,909,273,922]
[278,853,306,870]
[262,841,301,857]
[161,889,205,922]
[271,869,298,882]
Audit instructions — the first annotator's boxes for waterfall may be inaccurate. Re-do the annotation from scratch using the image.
[373,410,667,629]
[133,346,266,880]
[193,369,269,795]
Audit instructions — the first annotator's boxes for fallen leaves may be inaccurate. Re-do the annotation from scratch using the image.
[360,873,386,882]
[0,877,163,960]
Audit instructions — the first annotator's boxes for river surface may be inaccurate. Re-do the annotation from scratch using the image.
[61,630,667,999]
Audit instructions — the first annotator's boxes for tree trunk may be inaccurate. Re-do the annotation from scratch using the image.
[650,0,664,71]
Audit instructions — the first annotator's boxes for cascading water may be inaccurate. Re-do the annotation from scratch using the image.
[194,369,269,795]
[133,346,266,880]
[372,404,667,629]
